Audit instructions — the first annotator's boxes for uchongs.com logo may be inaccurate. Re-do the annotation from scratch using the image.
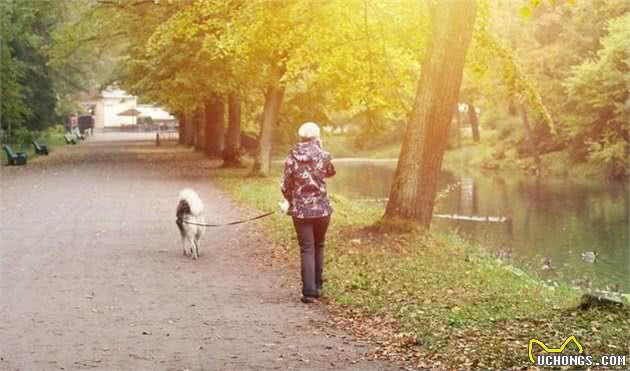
[528,335,627,367]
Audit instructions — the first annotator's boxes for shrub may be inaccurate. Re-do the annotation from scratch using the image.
[12,126,34,147]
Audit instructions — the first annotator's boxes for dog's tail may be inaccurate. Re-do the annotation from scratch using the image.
[178,188,204,216]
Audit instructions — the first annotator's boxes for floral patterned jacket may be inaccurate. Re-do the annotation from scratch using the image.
[281,139,336,219]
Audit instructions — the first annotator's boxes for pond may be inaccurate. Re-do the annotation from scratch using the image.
[310,160,629,293]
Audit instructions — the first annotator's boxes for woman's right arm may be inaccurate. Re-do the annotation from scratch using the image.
[280,156,294,202]
[325,156,336,178]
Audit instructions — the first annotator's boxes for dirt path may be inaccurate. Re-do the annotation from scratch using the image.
[0,134,388,371]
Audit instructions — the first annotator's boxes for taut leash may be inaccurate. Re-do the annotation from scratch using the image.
[177,210,276,228]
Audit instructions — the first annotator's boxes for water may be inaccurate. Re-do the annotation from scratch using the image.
[307,160,629,292]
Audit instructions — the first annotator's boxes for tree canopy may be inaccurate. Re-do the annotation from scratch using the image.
[2,0,627,183]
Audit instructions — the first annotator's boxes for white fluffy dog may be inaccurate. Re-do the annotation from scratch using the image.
[176,188,205,260]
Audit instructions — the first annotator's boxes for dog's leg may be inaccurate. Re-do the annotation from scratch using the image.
[181,234,188,256]
[194,227,203,260]
[188,236,197,260]
[191,239,198,260]
[194,239,200,260]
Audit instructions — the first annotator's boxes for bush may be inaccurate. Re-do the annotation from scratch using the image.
[46,124,65,135]
[12,126,35,147]
[587,138,629,179]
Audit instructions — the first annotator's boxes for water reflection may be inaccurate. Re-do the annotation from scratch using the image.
[320,160,629,292]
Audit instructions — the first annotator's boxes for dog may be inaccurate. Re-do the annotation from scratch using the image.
[176,188,205,260]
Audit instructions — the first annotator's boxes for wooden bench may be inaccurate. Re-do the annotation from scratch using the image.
[2,144,27,166]
[64,133,78,145]
[32,140,49,155]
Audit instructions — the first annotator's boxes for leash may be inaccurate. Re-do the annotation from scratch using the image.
[177,210,276,228]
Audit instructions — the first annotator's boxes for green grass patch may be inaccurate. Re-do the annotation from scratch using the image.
[209,167,630,368]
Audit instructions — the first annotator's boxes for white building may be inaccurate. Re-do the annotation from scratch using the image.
[137,104,176,122]
[79,87,175,130]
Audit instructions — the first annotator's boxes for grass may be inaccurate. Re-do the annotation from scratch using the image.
[209,166,630,369]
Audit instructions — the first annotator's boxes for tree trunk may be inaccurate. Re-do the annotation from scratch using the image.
[251,63,286,177]
[455,103,462,148]
[384,0,477,227]
[520,102,542,174]
[193,109,205,151]
[183,112,195,146]
[204,96,225,157]
[467,102,480,142]
[223,92,242,167]
[176,112,184,144]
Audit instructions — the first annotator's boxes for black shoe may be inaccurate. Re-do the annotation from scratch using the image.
[301,296,315,304]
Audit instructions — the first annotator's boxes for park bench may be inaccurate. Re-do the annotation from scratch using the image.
[32,140,49,155]
[64,133,78,145]
[2,144,27,166]
[71,127,85,140]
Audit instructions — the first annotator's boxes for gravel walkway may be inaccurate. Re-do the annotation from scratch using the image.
[0,134,387,371]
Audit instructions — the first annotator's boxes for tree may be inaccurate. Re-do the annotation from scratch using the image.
[563,13,630,179]
[224,93,242,166]
[182,112,194,146]
[242,0,306,176]
[251,59,286,176]
[122,0,247,159]
[519,101,542,173]
[468,0,625,174]
[204,96,225,157]
[176,112,185,144]
[194,109,205,152]
[467,102,480,142]
[385,0,477,227]
[1,0,66,135]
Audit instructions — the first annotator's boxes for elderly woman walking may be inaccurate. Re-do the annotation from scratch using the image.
[281,122,336,303]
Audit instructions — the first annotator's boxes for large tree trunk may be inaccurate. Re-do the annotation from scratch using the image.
[251,63,286,177]
[223,92,242,167]
[384,0,477,227]
[467,102,480,142]
[520,102,542,174]
[204,96,225,157]
[193,109,205,151]
[183,112,195,146]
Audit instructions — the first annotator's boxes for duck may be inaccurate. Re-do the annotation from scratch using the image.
[495,247,512,260]
[581,251,598,263]
[572,278,592,290]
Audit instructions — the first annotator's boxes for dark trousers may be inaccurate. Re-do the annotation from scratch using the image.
[292,216,330,297]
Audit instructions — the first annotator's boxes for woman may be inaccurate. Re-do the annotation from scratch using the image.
[281,122,336,303]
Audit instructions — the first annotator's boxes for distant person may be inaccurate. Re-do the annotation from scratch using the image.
[280,122,336,303]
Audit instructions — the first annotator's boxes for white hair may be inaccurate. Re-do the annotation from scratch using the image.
[298,122,321,139]
[178,188,204,215]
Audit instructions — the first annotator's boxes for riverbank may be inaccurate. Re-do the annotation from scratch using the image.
[276,132,622,182]
[209,167,629,369]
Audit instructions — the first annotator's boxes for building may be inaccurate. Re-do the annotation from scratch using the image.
[79,87,175,130]
[137,104,177,125]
